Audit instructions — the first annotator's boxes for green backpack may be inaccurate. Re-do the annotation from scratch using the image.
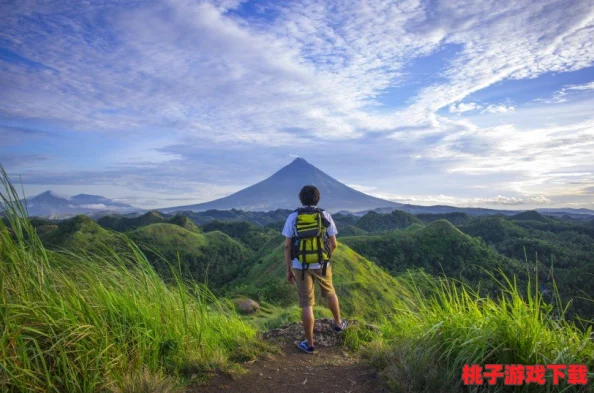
[290,207,332,280]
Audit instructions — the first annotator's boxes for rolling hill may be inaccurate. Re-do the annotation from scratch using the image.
[126,223,251,287]
[40,215,127,252]
[232,237,407,321]
[98,210,201,233]
[354,210,421,233]
[340,220,528,294]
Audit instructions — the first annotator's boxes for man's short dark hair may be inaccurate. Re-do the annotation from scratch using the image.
[299,185,320,206]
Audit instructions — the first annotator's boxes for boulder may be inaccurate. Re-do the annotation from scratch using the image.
[234,298,260,314]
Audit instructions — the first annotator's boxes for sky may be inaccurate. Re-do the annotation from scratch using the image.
[1,0,593,210]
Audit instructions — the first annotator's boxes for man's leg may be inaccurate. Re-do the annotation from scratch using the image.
[326,294,342,327]
[302,306,315,347]
[293,268,315,348]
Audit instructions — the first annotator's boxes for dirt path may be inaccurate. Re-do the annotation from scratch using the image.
[188,319,386,393]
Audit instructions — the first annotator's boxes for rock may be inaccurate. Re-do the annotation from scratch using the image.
[263,318,367,347]
[233,298,260,314]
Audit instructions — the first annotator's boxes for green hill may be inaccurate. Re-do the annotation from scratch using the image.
[461,215,594,318]
[40,215,126,251]
[355,210,421,233]
[231,238,406,321]
[401,223,425,233]
[339,224,368,236]
[341,220,527,293]
[459,215,526,243]
[127,223,250,287]
[97,210,168,231]
[201,220,277,251]
[416,212,470,225]
[168,214,201,233]
[35,224,58,236]
[511,210,551,223]
[330,213,361,229]
[99,211,206,233]
[173,209,293,226]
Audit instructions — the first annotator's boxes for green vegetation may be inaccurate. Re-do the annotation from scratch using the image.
[460,213,594,320]
[201,220,277,252]
[359,272,594,392]
[231,237,408,321]
[4,166,593,393]
[127,223,251,288]
[341,220,529,295]
[339,224,368,236]
[355,210,421,233]
[176,209,292,226]
[330,212,361,229]
[168,215,201,233]
[98,211,202,233]
[511,210,553,223]
[416,212,471,225]
[98,210,168,231]
[0,170,265,393]
[40,214,128,252]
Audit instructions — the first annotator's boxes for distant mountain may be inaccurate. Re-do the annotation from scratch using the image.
[353,205,594,218]
[22,191,140,218]
[161,158,402,213]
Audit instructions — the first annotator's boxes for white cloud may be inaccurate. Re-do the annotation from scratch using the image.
[77,204,108,210]
[566,81,594,91]
[482,104,516,113]
[1,0,593,142]
[377,193,552,208]
[449,102,482,113]
[540,80,594,103]
[2,0,594,208]
[346,184,377,193]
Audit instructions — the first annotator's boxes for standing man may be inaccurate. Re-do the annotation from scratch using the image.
[282,185,347,354]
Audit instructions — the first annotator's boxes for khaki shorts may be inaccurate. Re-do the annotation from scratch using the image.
[292,264,336,308]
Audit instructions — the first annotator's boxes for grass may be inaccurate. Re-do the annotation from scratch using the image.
[231,236,409,322]
[0,168,266,393]
[356,271,594,392]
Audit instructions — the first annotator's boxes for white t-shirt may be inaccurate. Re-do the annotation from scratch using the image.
[282,207,338,270]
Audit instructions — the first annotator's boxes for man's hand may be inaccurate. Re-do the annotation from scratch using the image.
[287,270,296,284]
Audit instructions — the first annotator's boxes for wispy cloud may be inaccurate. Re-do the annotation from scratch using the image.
[1,0,594,208]
[481,104,516,114]
[449,102,482,113]
[376,192,552,208]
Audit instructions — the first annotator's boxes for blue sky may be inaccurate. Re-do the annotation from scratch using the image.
[1,0,593,209]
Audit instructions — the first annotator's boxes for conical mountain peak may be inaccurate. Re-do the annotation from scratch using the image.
[162,158,401,213]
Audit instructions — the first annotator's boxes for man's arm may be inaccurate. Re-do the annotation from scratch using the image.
[285,237,296,283]
[328,235,337,254]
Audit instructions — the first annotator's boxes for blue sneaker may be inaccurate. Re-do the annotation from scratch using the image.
[297,340,315,354]
[333,320,347,333]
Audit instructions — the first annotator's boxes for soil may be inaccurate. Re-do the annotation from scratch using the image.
[188,319,386,393]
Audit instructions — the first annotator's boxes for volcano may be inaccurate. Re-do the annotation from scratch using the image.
[161,158,401,213]
[21,191,139,218]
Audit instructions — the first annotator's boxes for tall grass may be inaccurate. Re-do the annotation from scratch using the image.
[0,168,264,393]
[360,271,594,392]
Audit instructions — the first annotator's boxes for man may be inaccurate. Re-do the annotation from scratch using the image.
[282,185,346,354]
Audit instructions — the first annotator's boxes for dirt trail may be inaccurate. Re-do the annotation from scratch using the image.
[188,319,386,393]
